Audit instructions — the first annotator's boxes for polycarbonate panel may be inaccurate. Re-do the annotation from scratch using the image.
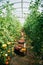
[14,3,21,8]
[23,8,28,13]
[14,12,22,18]
[14,8,21,13]
[14,0,21,2]
[11,0,31,18]
[18,18,25,24]
[0,0,31,18]
[23,0,31,2]
[10,0,21,2]
[23,3,29,8]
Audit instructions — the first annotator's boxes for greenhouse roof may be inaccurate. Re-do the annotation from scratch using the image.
[0,0,31,24]
[0,0,43,24]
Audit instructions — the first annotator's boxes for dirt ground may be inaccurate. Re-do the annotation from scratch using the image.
[10,49,43,65]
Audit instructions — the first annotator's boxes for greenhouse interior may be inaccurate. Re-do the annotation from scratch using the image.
[0,0,43,65]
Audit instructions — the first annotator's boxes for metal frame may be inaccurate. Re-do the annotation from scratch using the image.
[13,0,30,18]
[13,2,30,4]
[0,0,30,18]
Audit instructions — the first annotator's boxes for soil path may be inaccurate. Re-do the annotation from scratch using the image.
[10,50,36,65]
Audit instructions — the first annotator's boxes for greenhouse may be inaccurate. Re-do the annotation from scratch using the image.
[0,0,43,65]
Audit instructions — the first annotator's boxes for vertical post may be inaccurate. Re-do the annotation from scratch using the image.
[21,0,23,18]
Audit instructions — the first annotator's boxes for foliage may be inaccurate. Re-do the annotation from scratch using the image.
[0,1,21,64]
[0,1,21,43]
[24,0,43,55]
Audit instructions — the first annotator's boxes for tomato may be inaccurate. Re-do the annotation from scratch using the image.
[5,61,9,65]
